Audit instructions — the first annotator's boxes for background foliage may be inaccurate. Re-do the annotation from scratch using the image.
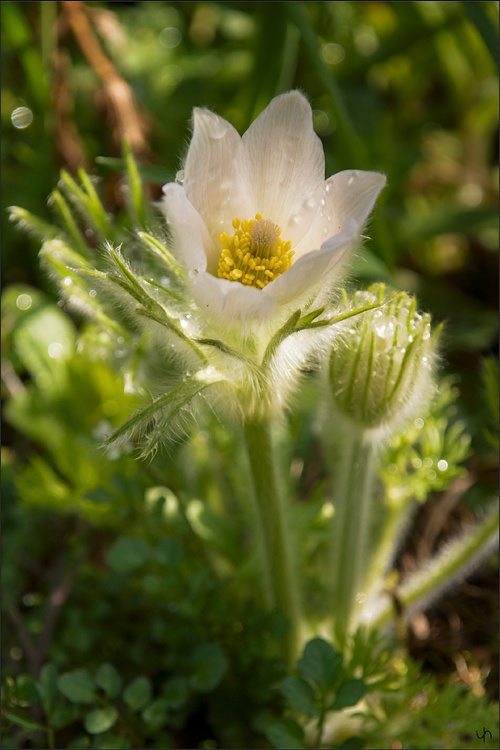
[2,2,498,748]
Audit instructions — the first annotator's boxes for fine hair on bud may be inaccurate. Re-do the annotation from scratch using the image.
[329,283,440,444]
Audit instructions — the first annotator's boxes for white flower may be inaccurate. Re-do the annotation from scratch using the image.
[162,91,385,324]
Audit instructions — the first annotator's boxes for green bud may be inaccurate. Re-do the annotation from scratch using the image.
[330,284,439,437]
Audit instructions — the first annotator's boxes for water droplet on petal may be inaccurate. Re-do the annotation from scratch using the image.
[374,315,396,339]
[175,170,185,185]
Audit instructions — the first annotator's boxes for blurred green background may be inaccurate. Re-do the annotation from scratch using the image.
[1,3,498,749]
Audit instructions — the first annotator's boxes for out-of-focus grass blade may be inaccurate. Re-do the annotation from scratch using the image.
[123,139,151,228]
[285,1,367,170]
[8,206,61,242]
[462,1,499,70]
[242,3,290,130]
[396,205,498,244]
[50,190,90,258]
[96,157,176,185]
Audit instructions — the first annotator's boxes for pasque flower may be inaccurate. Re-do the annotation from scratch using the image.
[162,91,386,325]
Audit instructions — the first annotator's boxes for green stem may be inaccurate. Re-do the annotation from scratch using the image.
[363,499,413,599]
[331,433,377,642]
[370,503,499,630]
[243,419,301,666]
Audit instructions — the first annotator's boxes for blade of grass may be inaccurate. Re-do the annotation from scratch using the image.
[285,1,367,170]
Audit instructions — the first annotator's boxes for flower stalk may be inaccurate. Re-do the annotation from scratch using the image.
[330,433,377,642]
[243,418,301,665]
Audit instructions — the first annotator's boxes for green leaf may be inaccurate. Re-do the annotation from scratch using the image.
[297,638,343,691]
[15,675,39,706]
[57,669,97,704]
[84,706,118,734]
[189,643,228,693]
[50,189,90,258]
[155,538,184,567]
[104,374,221,447]
[265,718,306,749]
[262,309,301,367]
[162,676,189,710]
[94,663,122,700]
[67,736,91,749]
[123,137,148,228]
[8,205,61,241]
[297,307,325,327]
[50,702,80,729]
[329,679,367,711]
[141,698,169,731]
[280,675,319,716]
[106,537,151,575]
[137,231,184,275]
[123,676,152,712]
[3,710,45,733]
[462,1,499,70]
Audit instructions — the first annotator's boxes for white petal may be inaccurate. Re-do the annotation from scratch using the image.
[324,169,386,227]
[191,271,278,323]
[183,108,250,247]
[265,217,359,307]
[293,170,386,260]
[162,183,215,272]
[242,91,325,228]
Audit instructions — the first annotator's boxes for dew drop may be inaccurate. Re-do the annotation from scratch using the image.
[16,293,32,310]
[175,170,185,185]
[374,315,395,339]
[11,106,33,129]
[48,342,64,359]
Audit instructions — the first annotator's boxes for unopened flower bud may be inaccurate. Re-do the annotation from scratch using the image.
[330,284,439,437]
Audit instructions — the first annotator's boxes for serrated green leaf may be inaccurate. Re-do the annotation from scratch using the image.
[280,675,319,716]
[265,718,306,749]
[329,679,367,711]
[123,676,152,711]
[3,710,45,732]
[297,638,342,691]
[189,643,228,693]
[106,537,151,575]
[84,706,118,734]
[57,669,97,704]
[94,663,122,700]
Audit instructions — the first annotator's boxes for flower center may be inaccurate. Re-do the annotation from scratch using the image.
[217,214,294,289]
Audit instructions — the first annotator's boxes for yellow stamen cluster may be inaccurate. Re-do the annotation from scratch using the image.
[217,214,294,289]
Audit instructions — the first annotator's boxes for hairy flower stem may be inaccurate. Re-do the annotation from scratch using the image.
[243,419,301,666]
[331,433,377,643]
[369,504,499,630]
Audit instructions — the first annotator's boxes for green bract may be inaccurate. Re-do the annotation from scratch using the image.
[330,283,440,437]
